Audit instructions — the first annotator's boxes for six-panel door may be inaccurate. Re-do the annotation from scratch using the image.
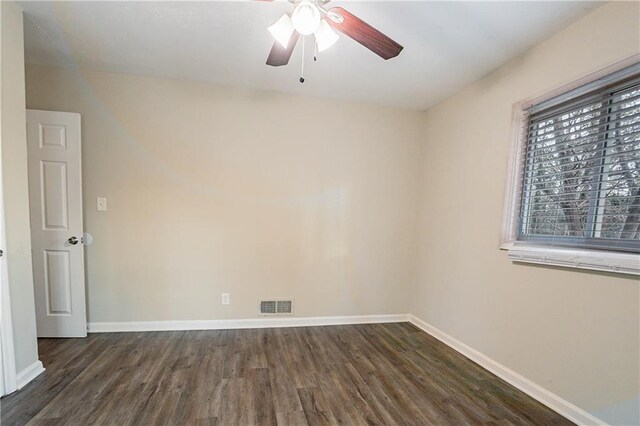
[27,110,86,337]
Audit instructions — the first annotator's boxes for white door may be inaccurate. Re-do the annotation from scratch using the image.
[27,110,86,337]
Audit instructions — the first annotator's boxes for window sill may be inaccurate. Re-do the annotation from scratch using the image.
[504,245,639,275]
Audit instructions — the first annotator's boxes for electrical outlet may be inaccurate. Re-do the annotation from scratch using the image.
[221,293,230,305]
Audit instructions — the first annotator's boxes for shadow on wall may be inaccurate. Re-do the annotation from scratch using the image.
[591,395,640,426]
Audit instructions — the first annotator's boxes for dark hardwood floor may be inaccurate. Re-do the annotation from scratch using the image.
[1,322,572,425]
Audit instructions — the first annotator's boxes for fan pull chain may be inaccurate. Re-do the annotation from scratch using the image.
[300,35,305,83]
[314,39,317,62]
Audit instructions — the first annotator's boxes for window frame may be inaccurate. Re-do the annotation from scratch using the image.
[501,56,640,275]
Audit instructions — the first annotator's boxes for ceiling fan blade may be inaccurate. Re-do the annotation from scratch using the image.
[326,7,403,60]
[266,31,300,66]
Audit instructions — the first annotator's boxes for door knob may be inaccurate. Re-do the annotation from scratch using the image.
[67,236,79,245]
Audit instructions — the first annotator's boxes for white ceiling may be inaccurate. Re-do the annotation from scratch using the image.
[20,1,602,110]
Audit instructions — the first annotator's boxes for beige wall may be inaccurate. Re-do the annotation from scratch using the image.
[25,65,422,322]
[413,2,639,425]
[1,1,39,375]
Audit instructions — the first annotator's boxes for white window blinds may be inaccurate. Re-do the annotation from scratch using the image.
[518,65,640,253]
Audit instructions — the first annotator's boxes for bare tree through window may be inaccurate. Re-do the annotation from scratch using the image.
[519,78,639,252]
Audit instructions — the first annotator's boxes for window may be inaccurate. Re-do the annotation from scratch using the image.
[502,62,640,274]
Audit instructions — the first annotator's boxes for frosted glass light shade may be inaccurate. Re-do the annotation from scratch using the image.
[291,0,320,35]
[268,14,295,48]
[314,19,339,52]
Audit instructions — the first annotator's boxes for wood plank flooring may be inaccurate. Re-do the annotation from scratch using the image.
[1,323,572,425]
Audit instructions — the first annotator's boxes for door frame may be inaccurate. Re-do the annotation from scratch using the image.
[0,138,17,396]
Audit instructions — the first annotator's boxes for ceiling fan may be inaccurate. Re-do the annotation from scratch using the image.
[264,0,403,82]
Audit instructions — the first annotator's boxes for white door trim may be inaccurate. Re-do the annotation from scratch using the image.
[0,252,17,396]
[0,137,17,396]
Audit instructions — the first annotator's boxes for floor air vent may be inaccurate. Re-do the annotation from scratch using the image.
[260,299,293,315]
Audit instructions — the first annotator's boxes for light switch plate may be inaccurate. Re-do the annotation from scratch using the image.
[221,293,230,305]
[97,197,107,211]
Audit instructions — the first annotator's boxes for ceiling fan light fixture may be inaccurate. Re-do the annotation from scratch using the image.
[326,10,344,24]
[268,14,295,49]
[291,0,321,35]
[314,19,339,52]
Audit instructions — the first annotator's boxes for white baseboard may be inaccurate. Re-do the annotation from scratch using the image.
[408,315,606,426]
[87,314,410,333]
[16,360,45,390]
